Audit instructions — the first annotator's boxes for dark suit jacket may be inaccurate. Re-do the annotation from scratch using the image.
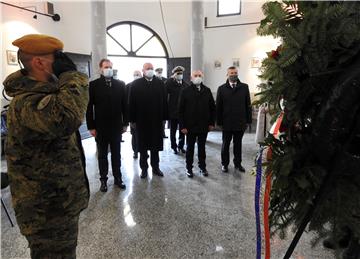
[178,83,216,133]
[128,76,168,152]
[86,75,128,141]
[216,79,252,131]
[166,78,188,119]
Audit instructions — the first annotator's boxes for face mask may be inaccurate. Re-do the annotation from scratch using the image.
[134,75,142,80]
[103,68,113,78]
[144,69,154,78]
[156,73,162,78]
[175,74,183,81]
[192,77,202,85]
[229,75,238,82]
[44,69,59,83]
[38,58,58,81]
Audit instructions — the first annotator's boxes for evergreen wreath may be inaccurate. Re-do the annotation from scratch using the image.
[254,0,360,254]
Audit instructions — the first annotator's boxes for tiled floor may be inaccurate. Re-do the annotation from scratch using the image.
[1,130,334,258]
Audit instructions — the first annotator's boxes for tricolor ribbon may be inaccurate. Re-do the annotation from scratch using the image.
[255,111,284,259]
[255,148,263,259]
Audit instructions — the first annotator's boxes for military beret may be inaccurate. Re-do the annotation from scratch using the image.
[172,66,185,74]
[155,68,163,73]
[12,34,63,55]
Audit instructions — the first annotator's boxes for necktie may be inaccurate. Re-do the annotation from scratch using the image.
[106,79,112,87]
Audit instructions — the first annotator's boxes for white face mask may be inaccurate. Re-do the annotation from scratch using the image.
[103,68,113,78]
[156,73,162,78]
[175,74,183,81]
[192,77,202,85]
[133,75,142,80]
[144,69,154,78]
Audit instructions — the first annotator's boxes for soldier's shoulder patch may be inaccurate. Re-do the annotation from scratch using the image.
[37,95,52,110]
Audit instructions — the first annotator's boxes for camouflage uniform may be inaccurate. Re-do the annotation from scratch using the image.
[3,70,90,258]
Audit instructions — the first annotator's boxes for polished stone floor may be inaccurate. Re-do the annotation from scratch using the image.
[1,130,334,258]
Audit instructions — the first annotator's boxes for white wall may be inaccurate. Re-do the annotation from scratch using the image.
[1,1,91,84]
[203,1,280,94]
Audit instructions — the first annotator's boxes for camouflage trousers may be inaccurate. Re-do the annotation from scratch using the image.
[25,216,79,259]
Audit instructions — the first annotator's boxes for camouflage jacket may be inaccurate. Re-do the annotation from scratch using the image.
[3,70,89,236]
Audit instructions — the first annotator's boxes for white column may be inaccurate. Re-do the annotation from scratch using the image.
[91,1,107,80]
[191,1,204,72]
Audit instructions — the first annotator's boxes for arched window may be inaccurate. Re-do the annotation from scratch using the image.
[107,21,168,83]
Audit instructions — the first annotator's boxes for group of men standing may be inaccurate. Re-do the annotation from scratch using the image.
[86,59,252,191]
[3,33,252,258]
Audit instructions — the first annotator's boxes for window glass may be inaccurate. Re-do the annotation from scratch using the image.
[218,0,241,16]
[132,25,153,52]
[136,37,166,57]
[108,24,131,51]
[107,22,167,57]
[106,34,127,55]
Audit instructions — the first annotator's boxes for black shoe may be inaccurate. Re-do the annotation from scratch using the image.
[153,168,164,177]
[235,165,246,172]
[323,228,351,250]
[323,237,337,249]
[172,148,178,154]
[140,169,148,178]
[133,152,138,159]
[100,180,107,192]
[200,169,208,177]
[342,238,360,259]
[179,148,186,154]
[114,178,126,189]
[186,170,193,178]
[221,165,228,173]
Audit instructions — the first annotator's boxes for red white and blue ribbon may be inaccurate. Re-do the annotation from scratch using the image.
[255,111,284,259]
[255,148,263,259]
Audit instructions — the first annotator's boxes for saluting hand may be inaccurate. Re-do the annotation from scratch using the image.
[90,129,96,137]
[208,125,215,131]
[181,128,188,135]
[122,126,128,133]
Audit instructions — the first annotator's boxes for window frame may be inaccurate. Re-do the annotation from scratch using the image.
[216,0,241,17]
[106,21,169,59]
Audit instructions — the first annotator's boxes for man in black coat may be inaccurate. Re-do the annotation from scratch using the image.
[216,66,252,173]
[166,66,188,154]
[155,67,168,138]
[155,67,167,83]
[129,63,168,178]
[126,70,142,159]
[178,70,216,178]
[86,58,128,192]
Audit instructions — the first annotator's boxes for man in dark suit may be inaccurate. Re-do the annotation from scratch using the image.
[86,58,128,192]
[178,70,216,177]
[127,70,142,159]
[216,66,252,173]
[129,63,168,178]
[155,67,167,83]
[166,66,188,154]
[155,67,168,138]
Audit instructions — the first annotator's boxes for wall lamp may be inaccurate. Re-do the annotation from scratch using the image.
[1,1,61,21]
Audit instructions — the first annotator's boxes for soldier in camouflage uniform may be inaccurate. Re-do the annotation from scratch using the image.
[3,34,89,258]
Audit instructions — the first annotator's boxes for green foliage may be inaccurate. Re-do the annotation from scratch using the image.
[257,0,360,247]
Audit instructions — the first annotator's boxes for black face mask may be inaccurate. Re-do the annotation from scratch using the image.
[52,51,77,77]
[229,75,238,82]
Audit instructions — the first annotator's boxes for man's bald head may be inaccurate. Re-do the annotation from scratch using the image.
[143,63,153,71]
[191,70,203,79]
